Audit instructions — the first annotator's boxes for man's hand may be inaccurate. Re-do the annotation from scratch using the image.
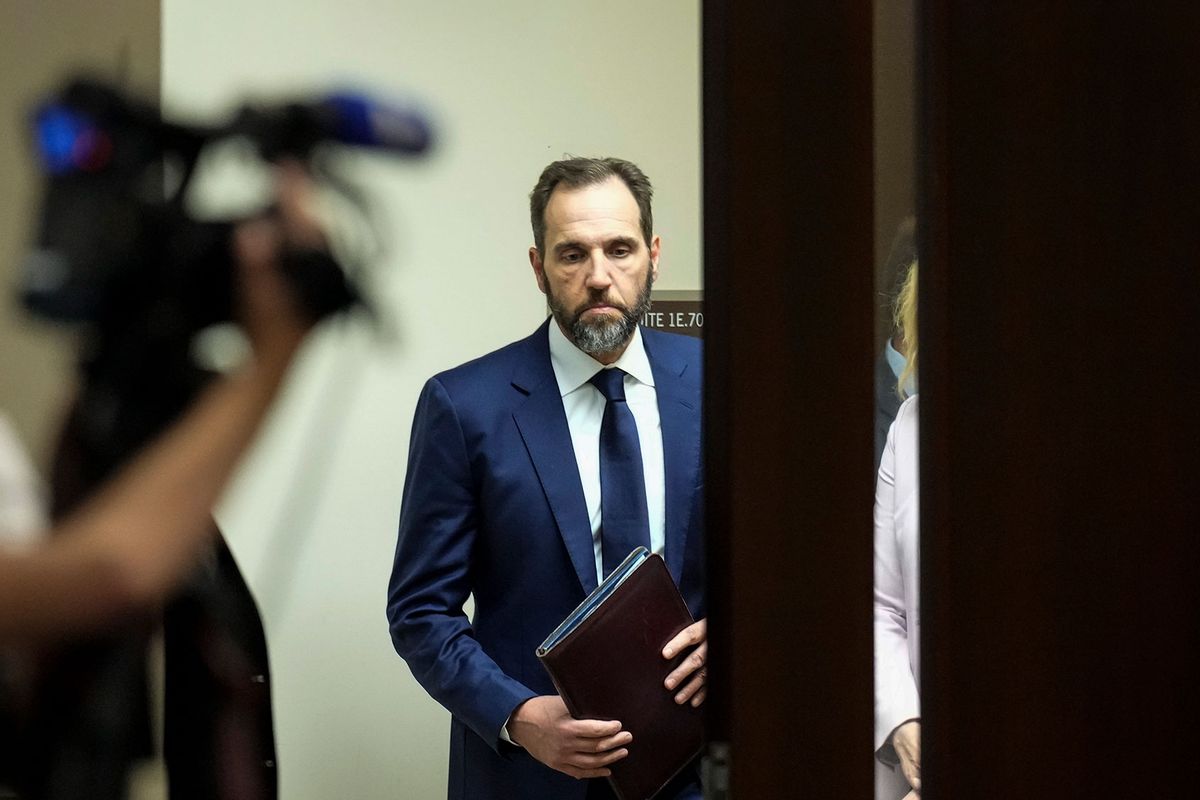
[892,719,921,792]
[663,618,707,707]
[902,791,920,800]
[508,695,632,780]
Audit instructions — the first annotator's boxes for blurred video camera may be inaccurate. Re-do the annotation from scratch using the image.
[23,75,430,327]
[19,75,431,470]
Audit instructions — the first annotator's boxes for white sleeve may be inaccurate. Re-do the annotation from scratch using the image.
[0,413,48,546]
[873,401,920,756]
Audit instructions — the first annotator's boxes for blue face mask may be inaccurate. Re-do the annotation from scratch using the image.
[885,339,917,397]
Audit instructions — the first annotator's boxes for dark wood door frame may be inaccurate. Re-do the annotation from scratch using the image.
[703,2,876,796]
[706,3,1200,798]
[918,4,1200,797]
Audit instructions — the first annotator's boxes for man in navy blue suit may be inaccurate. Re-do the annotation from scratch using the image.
[387,157,706,799]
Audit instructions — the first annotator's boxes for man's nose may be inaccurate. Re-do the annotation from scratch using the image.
[584,253,614,288]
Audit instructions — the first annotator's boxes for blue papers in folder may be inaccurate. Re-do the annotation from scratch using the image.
[537,546,650,656]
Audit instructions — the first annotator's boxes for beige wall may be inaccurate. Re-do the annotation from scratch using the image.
[0,0,160,468]
[161,1,702,798]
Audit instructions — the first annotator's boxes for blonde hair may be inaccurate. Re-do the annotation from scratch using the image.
[894,261,918,398]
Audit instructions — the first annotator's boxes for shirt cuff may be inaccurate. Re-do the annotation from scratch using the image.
[499,714,521,747]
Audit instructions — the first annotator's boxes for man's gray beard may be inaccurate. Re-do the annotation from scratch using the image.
[571,309,639,355]
[550,271,654,356]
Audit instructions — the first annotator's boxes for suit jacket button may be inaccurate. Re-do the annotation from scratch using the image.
[251,674,266,683]
[264,760,275,768]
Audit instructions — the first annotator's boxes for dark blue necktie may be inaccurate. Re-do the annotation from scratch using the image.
[589,368,651,579]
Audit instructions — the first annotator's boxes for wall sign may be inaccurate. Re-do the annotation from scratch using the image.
[641,289,703,339]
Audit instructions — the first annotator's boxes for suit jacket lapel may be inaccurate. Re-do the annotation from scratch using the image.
[646,334,701,583]
[511,322,598,595]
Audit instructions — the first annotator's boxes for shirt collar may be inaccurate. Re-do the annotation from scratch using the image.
[547,319,656,397]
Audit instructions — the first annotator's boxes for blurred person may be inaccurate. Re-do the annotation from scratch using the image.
[875,262,920,800]
[0,163,322,799]
[0,411,47,798]
[387,157,705,800]
[0,207,312,638]
[875,217,917,470]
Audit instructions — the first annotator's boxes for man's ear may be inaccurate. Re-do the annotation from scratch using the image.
[649,235,661,283]
[529,246,548,294]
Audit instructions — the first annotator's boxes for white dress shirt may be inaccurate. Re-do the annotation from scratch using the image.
[547,320,666,587]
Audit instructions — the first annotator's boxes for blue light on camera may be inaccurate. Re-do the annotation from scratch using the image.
[34,105,113,175]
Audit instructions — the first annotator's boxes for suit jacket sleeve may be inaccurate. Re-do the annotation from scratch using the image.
[387,377,537,752]
[873,399,921,757]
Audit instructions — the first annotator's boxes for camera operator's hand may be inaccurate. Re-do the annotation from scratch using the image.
[0,162,327,643]
[234,160,326,359]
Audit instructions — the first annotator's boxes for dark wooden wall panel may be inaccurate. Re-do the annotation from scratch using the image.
[920,4,1200,798]
[704,2,876,796]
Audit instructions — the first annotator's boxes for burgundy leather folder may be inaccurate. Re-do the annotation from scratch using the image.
[537,548,704,800]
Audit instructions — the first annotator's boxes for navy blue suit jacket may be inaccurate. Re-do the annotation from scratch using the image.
[387,320,704,800]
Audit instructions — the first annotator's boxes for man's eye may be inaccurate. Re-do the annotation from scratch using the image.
[611,247,631,258]
[561,252,583,263]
